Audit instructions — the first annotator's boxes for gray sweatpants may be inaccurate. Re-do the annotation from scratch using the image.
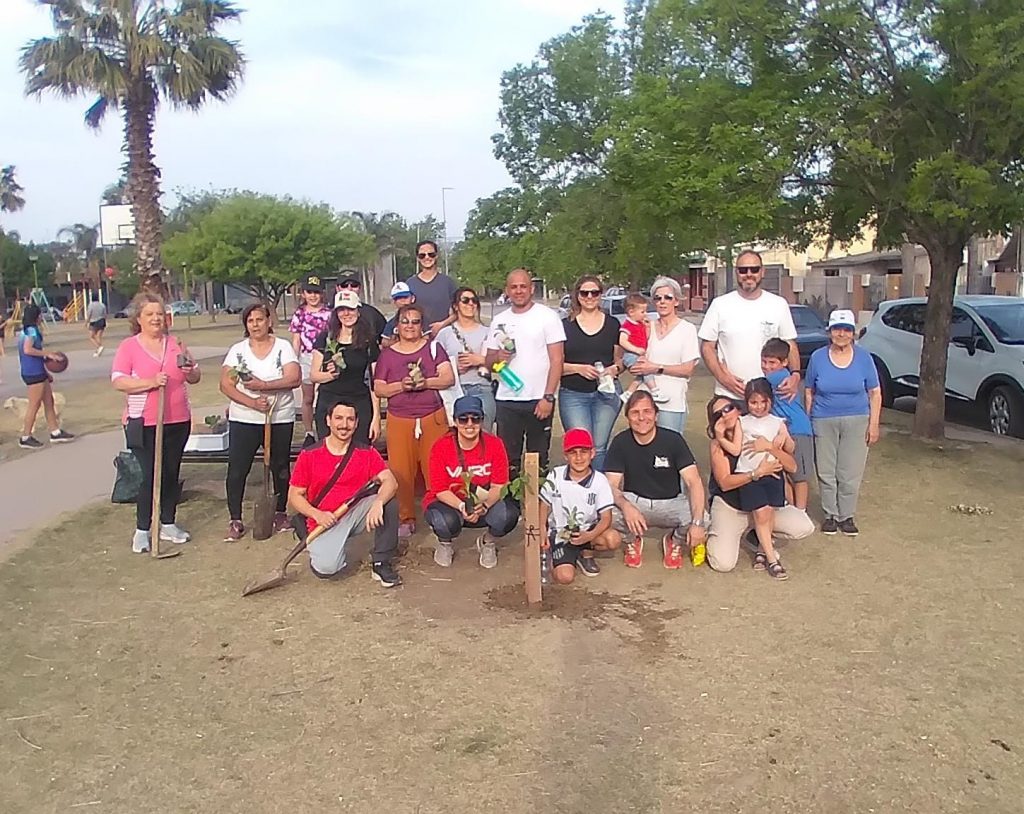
[308,497,399,577]
[812,415,870,521]
[610,492,697,544]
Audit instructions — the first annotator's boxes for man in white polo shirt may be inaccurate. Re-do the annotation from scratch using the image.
[698,250,801,400]
[484,268,565,475]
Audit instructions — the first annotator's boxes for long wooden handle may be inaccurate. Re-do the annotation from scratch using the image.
[263,408,271,467]
[150,384,166,558]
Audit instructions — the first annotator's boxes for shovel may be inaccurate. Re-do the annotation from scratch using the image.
[241,478,382,596]
[251,401,275,540]
[150,384,181,560]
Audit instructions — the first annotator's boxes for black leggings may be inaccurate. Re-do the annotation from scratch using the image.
[132,421,190,531]
[226,420,292,520]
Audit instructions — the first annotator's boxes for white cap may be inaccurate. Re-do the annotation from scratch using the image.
[828,309,857,330]
[334,290,361,309]
[390,282,413,299]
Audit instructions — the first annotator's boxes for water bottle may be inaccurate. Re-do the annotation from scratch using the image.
[492,360,525,393]
[594,361,616,394]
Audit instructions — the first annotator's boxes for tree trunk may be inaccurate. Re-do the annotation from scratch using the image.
[123,79,163,283]
[912,238,966,441]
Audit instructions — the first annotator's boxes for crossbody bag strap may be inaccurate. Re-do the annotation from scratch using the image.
[309,443,357,509]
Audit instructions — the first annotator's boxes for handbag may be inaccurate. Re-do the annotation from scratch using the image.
[290,442,357,542]
[111,451,143,504]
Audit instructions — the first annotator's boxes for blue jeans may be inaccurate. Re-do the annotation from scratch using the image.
[558,386,622,471]
[460,381,496,433]
[656,410,687,435]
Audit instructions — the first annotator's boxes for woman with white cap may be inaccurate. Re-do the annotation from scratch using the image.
[804,309,882,537]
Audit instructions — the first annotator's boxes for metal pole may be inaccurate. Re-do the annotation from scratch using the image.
[441,186,454,277]
[183,263,192,330]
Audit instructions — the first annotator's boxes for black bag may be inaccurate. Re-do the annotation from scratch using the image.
[124,416,145,450]
[290,443,357,542]
[111,451,143,504]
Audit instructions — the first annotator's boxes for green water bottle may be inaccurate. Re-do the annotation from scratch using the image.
[492,360,525,393]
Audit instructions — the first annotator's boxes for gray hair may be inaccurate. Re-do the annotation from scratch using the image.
[650,276,683,300]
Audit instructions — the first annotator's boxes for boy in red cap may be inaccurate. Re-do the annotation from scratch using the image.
[539,428,621,583]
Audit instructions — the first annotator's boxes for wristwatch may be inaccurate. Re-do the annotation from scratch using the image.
[543,394,556,404]
[657,367,665,375]
[690,518,705,528]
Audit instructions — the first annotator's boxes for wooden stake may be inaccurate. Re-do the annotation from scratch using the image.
[522,452,542,606]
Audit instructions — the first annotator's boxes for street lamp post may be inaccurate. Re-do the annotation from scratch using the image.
[28,253,39,289]
[441,186,454,276]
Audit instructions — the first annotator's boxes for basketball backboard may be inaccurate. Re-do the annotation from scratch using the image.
[99,204,136,246]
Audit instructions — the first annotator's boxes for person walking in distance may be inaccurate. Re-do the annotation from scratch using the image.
[406,240,457,337]
[86,296,108,357]
[484,269,566,476]
[289,274,332,448]
[17,303,75,449]
[698,250,801,401]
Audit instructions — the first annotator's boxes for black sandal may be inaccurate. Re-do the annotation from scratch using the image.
[752,551,768,571]
[767,559,788,581]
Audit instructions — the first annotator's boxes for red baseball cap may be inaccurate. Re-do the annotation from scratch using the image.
[563,428,594,452]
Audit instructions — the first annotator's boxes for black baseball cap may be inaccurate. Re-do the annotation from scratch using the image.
[337,271,361,288]
[302,274,324,293]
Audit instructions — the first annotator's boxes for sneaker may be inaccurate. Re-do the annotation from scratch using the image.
[49,429,75,443]
[224,520,245,542]
[619,390,633,405]
[821,517,838,536]
[18,435,43,450]
[273,512,291,534]
[576,554,600,577]
[662,533,684,569]
[650,387,670,404]
[434,540,454,567]
[371,561,402,588]
[132,529,151,553]
[302,433,316,449]
[398,522,415,539]
[159,523,191,544]
[838,517,859,537]
[476,536,497,569]
[624,535,644,568]
[96,346,104,357]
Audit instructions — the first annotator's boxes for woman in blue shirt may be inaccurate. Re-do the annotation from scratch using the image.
[17,304,75,449]
[804,309,881,536]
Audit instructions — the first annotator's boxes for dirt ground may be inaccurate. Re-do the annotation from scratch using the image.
[2,376,1024,813]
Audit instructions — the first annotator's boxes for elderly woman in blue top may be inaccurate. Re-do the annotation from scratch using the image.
[804,309,882,537]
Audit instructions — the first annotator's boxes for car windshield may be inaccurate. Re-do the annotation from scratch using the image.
[791,307,826,330]
[974,303,1024,345]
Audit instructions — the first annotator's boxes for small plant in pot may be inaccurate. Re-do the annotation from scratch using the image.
[461,470,477,513]
[558,506,585,542]
[228,354,253,383]
[322,339,347,371]
[407,358,426,388]
[203,414,228,434]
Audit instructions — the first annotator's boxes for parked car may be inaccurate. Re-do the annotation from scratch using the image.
[168,300,202,316]
[790,304,830,372]
[600,294,658,325]
[557,294,571,320]
[859,295,1024,437]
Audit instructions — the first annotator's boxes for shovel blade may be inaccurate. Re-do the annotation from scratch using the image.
[252,496,274,540]
[242,568,287,596]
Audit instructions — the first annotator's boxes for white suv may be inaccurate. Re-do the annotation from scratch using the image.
[859,295,1024,437]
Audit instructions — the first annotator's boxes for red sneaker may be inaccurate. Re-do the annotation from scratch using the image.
[624,535,644,568]
[662,533,684,569]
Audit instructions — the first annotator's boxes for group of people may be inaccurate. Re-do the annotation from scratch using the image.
[103,243,881,590]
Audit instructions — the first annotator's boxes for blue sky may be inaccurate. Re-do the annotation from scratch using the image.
[0,0,622,244]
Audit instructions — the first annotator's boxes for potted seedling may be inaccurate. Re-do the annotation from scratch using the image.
[407,358,426,388]
[495,325,516,354]
[322,338,347,371]
[203,414,227,434]
[228,354,253,383]
[460,470,478,514]
[558,506,585,543]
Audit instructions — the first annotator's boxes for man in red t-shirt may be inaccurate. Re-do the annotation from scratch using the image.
[424,395,520,569]
[289,400,401,586]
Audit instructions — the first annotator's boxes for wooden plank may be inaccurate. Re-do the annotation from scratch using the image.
[522,452,542,606]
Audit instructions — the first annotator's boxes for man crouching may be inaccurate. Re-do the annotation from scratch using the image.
[288,400,402,587]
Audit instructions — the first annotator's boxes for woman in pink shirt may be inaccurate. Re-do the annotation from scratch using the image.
[111,293,202,553]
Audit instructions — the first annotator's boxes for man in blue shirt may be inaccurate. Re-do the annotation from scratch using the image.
[761,338,813,510]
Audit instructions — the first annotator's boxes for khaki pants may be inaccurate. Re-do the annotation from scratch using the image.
[706,497,815,572]
[385,408,449,524]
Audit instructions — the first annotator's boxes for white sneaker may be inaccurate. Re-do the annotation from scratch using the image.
[650,387,670,404]
[159,523,191,544]
[96,346,104,357]
[477,536,498,569]
[132,529,151,553]
[434,541,454,567]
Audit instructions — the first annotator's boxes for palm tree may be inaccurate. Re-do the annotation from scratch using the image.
[20,1,245,285]
[352,211,410,296]
[1,165,26,215]
[57,222,100,274]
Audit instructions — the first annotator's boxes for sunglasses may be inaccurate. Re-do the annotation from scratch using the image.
[578,289,602,298]
[399,318,422,325]
[417,251,438,259]
[456,414,482,425]
[653,294,675,302]
[459,296,479,305]
[736,266,761,275]
[712,403,738,423]
[339,281,360,289]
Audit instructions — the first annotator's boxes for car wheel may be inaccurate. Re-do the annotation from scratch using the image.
[987,385,1024,438]
[873,357,896,408]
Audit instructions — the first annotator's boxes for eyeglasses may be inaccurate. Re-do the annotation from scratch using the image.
[712,403,738,423]
[736,266,761,275]
[456,415,482,425]
[339,281,360,289]
[653,294,675,302]
[399,318,422,325]
[459,296,479,305]
[578,289,602,298]
[417,251,437,259]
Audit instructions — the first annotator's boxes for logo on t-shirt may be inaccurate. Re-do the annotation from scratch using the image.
[445,463,492,478]
[654,456,670,468]
[586,492,596,506]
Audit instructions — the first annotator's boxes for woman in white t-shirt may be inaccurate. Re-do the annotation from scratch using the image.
[628,276,700,434]
[219,303,301,542]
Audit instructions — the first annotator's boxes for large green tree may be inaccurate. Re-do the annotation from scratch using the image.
[1,165,27,303]
[20,0,245,282]
[163,193,375,310]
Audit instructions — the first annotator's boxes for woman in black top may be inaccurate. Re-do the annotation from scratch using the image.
[558,275,623,470]
[310,292,381,445]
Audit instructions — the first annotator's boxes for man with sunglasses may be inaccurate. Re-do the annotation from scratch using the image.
[698,250,800,400]
[335,271,387,339]
[407,239,457,337]
[423,395,520,568]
